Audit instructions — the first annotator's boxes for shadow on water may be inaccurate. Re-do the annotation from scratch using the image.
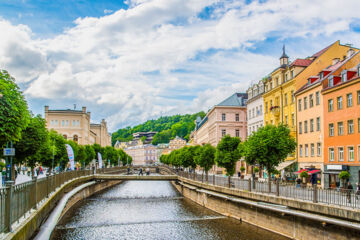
[52,181,289,240]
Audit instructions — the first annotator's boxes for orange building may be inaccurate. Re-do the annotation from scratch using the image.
[322,51,360,188]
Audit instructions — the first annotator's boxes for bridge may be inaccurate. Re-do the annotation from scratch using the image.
[94,174,178,181]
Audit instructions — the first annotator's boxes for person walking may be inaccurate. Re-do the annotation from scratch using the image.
[138,167,143,176]
[146,168,150,176]
[346,181,353,203]
[127,167,130,175]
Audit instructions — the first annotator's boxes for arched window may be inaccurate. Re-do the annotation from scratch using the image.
[63,135,67,140]
[73,135,78,143]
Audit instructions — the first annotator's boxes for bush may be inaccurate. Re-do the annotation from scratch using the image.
[253,167,259,173]
[339,171,350,180]
[240,166,245,172]
[300,171,309,179]
[0,161,5,169]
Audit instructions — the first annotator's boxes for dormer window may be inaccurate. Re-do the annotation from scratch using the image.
[341,70,347,82]
[328,76,334,87]
[320,72,324,79]
[308,79,311,85]
[357,64,360,76]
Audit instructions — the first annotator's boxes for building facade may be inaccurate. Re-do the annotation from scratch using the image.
[169,136,187,150]
[124,144,159,166]
[322,52,360,188]
[45,106,111,146]
[246,80,265,136]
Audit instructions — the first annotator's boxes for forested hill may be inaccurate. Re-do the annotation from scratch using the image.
[111,111,206,145]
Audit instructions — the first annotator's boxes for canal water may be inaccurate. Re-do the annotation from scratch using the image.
[52,181,288,240]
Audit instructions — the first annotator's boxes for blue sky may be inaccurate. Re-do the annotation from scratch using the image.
[1,0,360,131]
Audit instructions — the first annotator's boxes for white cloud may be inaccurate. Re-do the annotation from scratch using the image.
[1,0,360,131]
[104,9,113,14]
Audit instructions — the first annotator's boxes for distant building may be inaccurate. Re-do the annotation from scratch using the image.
[44,106,111,146]
[246,79,265,136]
[169,136,187,150]
[124,144,159,166]
[133,132,157,144]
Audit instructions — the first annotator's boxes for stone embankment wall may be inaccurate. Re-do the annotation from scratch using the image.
[172,180,360,240]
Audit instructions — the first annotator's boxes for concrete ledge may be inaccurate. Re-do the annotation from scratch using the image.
[179,177,360,222]
[95,174,177,181]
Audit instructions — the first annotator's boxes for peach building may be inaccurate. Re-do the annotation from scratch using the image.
[45,106,111,146]
[193,93,247,174]
[322,52,360,188]
[124,144,159,166]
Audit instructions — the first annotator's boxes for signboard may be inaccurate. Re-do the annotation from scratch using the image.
[65,144,75,170]
[326,165,343,170]
[3,148,15,156]
[98,152,103,169]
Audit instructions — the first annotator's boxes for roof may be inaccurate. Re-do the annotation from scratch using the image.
[290,59,312,67]
[312,44,331,57]
[216,93,247,107]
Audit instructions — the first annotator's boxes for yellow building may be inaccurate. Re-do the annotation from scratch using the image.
[263,41,353,173]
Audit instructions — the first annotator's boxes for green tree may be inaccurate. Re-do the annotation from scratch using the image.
[127,155,133,165]
[0,70,30,147]
[241,124,296,192]
[215,135,241,187]
[85,145,96,166]
[196,144,216,182]
[49,130,68,171]
[77,145,87,168]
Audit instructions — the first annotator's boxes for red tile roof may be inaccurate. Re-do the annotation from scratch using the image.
[290,58,313,67]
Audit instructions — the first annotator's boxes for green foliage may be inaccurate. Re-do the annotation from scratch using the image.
[140,136,147,142]
[49,130,68,169]
[253,167,259,173]
[105,146,119,166]
[196,144,215,173]
[14,115,48,166]
[0,161,5,169]
[84,145,96,166]
[339,171,351,180]
[215,135,241,176]
[0,70,30,147]
[300,171,309,178]
[240,166,245,172]
[127,155,132,165]
[77,145,87,167]
[241,124,296,175]
[111,112,206,145]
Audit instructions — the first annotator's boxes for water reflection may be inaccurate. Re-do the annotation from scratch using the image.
[52,181,288,240]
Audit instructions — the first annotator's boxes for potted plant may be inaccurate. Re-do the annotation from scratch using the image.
[339,171,351,189]
[300,171,309,186]
[253,167,259,180]
[240,166,245,179]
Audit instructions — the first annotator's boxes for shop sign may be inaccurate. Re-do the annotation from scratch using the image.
[326,165,343,170]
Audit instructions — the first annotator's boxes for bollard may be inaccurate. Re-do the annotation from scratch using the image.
[33,176,38,210]
[313,184,318,203]
[276,179,280,196]
[248,178,251,192]
[4,181,14,233]
[213,174,215,185]
[46,173,50,198]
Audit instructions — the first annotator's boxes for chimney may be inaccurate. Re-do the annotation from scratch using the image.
[44,105,49,112]
[82,107,86,113]
[332,58,340,65]
[347,49,355,58]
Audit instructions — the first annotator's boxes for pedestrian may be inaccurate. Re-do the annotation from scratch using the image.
[356,183,360,200]
[14,168,18,180]
[138,167,142,176]
[127,167,130,175]
[237,172,241,178]
[296,178,301,188]
[146,168,150,176]
[346,181,353,203]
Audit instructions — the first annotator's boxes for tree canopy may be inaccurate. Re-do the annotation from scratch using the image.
[215,135,241,177]
[196,143,216,180]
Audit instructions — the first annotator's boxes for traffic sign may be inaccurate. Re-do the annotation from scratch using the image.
[3,148,15,156]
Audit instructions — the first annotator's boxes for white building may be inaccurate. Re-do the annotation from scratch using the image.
[246,80,265,136]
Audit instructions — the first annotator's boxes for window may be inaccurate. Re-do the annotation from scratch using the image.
[305,144,309,157]
[291,114,295,127]
[299,122,302,134]
[338,122,343,136]
[256,107,259,116]
[328,99,333,112]
[63,134,67,140]
[235,113,239,122]
[348,120,354,134]
[304,97,308,109]
[310,119,314,132]
[358,91,360,105]
[348,147,354,161]
[337,96,343,109]
[222,129,226,137]
[316,91,320,105]
[329,148,335,161]
[65,120,69,126]
[235,129,240,137]
[359,118,360,133]
[358,146,360,161]
[284,93,288,106]
[298,99,302,111]
[316,117,320,131]
[291,70,294,79]
[285,73,288,82]
[309,94,314,107]
[62,120,65,126]
[304,120,308,133]
[338,147,344,161]
[299,145,303,157]
[265,102,268,113]
[285,115,288,125]
[55,120,58,126]
[347,93,353,107]
[291,91,295,103]
[317,143,321,156]
[311,143,315,157]
[329,77,334,87]
[341,71,347,82]
[77,120,80,126]
[72,120,75,126]
[73,135,78,143]
[329,123,334,136]
[222,113,226,121]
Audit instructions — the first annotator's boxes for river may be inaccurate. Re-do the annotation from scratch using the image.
[52,180,288,240]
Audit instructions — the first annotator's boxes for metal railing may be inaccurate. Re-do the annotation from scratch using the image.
[0,166,122,233]
[177,171,360,209]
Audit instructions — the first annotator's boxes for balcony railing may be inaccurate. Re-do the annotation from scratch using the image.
[269,106,280,117]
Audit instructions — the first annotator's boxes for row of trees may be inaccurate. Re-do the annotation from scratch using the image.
[160,124,296,189]
[0,70,132,178]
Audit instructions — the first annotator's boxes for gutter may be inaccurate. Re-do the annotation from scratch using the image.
[34,181,96,240]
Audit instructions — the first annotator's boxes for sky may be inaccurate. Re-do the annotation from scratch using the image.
[1,0,360,132]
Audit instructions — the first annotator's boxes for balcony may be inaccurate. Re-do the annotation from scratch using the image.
[270,106,280,117]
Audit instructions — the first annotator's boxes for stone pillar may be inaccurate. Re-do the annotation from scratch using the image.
[4,181,14,233]
[313,184,318,203]
[33,176,38,210]
[276,179,280,196]
[248,178,251,192]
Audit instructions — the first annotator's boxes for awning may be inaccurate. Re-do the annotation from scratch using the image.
[276,160,296,171]
[295,169,307,174]
[308,170,320,175]
[324,171,341,175]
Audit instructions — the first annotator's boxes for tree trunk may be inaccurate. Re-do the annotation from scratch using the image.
[206,170,208,183]
[268,168,271,193]
[202,169,204,182]
[228,176,231,188]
